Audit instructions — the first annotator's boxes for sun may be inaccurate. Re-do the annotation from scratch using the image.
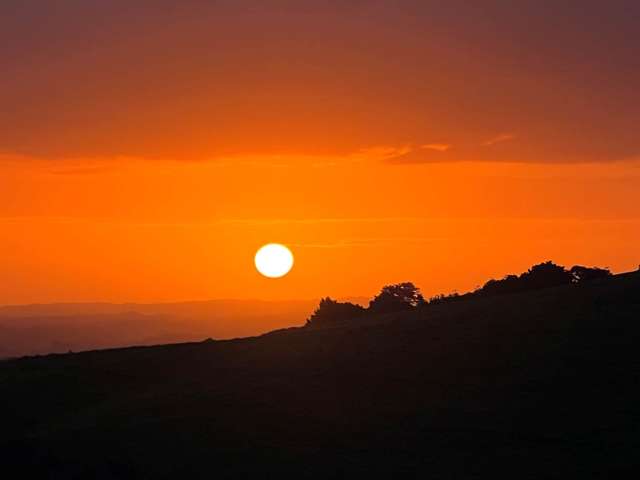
[255,243,294,278]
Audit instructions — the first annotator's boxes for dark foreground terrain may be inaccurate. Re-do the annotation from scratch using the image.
[1,272,639,478]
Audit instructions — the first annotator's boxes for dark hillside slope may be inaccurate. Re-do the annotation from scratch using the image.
[1,272,639,478]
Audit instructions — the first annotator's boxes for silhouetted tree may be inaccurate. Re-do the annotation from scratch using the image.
[306,297,366,327]
[520,261,572,289]
[479,274,521,296]
[569,265,611,284]
[477,262,575,297]
[369,282,425,313]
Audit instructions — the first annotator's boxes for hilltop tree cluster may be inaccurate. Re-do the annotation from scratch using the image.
[306,282,424,328]
[306,262,610,328]
[476,262,611,297]
[305,297,366,326]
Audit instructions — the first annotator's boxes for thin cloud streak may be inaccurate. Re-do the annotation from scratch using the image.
[483,134,516,146]
[421,144,451,152]
[5,140,640,168]
[5,215,639,228]
[290,236,449,249]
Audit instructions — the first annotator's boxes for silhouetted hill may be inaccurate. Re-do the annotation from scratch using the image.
[1,272,639,478]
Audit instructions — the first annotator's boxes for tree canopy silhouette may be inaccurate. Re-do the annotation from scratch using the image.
[569,265,611,283]
[306,297,365,327]
[369,282,425,314]
[306,261,613,328]
[520,261,573,289]
[479,274,522,296]
[478,262,571,296]
[476,261,611,298]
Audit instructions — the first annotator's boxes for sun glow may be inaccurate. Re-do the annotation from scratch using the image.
[254,244,294,278]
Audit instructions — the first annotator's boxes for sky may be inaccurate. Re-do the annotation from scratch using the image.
[1,1,639,304]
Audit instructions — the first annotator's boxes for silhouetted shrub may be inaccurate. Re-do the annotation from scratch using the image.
[306,297,366,327]
[477,262,574,297]
[480,274,522,296]
[369,282,425,313]
[570,265,611,284]
[428,292,463,305]
[520,261,573,289]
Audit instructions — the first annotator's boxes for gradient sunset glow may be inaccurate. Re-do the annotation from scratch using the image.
[1,1,639,304]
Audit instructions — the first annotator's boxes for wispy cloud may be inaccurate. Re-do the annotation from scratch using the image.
[420,143,451,152]
[48,166,117,175]
[217,217,429,226]
[11,135,636,169]
[208,145,413,168]
[482,133,515,146]
[0,216,447,229]
[349,145,412,161]
[290,236,447,249]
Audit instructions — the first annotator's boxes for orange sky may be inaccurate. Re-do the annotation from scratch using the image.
[2,157,638,304]
[1,1,639,304]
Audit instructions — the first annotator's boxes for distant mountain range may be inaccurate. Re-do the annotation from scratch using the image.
[0,297,367,358]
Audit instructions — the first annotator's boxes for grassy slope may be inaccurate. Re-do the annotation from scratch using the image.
[1,272,639,478]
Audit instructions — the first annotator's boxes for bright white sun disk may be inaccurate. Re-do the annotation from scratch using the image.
[255,244,294,278]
